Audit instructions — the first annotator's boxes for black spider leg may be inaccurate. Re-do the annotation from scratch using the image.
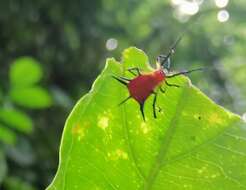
[166,68,203,78]
[139,102,145,121]
[112,75,132,106]
[152,86,166,118]
[118,96,131,106]
[165,80,180,88]
[160,86,166,93]
[157,86,166,113]
[152,92,158,118]
[112,75,130,86]
[127,67,141,76]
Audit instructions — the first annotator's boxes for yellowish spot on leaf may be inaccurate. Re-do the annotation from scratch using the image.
[182,111,188,116]
[208,113,223,125]
[72,124,86,141]
[98,116,109,130]
[211,174,217,178]
[197,166,207,174]
[116,149,128,159]
[107,149,128,160]
[140,122,150,134]
[193,113,201,120]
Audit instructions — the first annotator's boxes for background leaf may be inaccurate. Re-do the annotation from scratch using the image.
[10,87,52,109]
[0,108,33,133]
[10,57,43,87]
[0,124,17,145]
[47,47,246,190]
[3,176,36,190]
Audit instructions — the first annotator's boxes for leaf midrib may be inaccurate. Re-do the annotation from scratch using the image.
[142,84,189,190]
[121,100,146,181]
[141,83,241,189]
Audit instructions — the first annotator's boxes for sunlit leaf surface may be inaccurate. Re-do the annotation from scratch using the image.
[47,47,246,190]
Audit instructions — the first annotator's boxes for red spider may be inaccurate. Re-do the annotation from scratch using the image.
[113,37,202,121]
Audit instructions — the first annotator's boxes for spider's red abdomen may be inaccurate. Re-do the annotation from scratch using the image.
[127,69,165,103]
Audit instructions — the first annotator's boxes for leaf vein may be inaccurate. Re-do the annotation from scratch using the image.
[142,85,188,190]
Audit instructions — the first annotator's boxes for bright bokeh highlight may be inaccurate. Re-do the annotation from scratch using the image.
[106,38,118,50]
[217,10,230,22]
[215,0,229,8]
[171,0,201,19]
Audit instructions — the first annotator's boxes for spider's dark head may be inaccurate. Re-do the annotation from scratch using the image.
[157,54,171,73]
[157,34,183,73]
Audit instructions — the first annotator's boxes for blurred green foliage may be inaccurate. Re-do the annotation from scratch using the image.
[0,151,7,184]
[9,57,52,108]
[4,176,36,190]
[0,109,33,134]
[10,57,43,87]
[0,0,245,189]
[0,56,52,190]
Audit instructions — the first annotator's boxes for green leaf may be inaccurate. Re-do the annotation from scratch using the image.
[47,47,246,190]
[0,124,17,145]
[10,87,52,109]
[0,108,33,133]
[10,57,42,87]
